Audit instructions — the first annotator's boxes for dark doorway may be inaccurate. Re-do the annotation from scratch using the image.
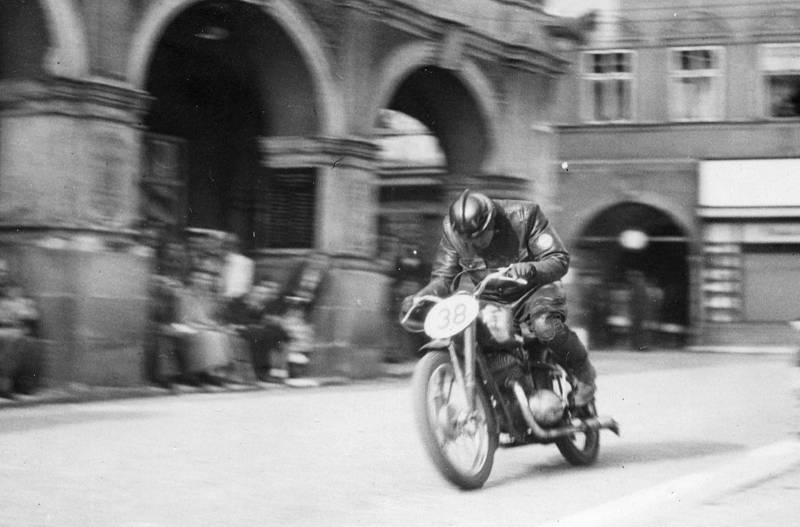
[577,202,690,348]
[145,1,263,248]
[144,1,321,251]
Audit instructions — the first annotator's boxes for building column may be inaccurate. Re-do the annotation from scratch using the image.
[0,77,152,386]
[257,136,393,377]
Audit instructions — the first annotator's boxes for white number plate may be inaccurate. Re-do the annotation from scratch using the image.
[424,295,480,339]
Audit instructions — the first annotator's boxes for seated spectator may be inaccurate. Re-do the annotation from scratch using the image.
[143,235,187,386]
[225,279,290,382]
[172,270,234,385]
[0,265,43,397]
[144,272,182,386]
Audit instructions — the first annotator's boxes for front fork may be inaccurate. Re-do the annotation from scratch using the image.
[448,321,477,413]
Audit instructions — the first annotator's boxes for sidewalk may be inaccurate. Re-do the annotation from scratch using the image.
[1,344,796,410]
[0,364,412,409]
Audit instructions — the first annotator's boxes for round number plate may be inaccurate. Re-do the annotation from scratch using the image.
[424,295,480,339]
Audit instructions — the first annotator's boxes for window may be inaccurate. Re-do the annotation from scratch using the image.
[669,47,724,121]
[582,51,635,122]
[254,169,317,249]
[762,44,800,118]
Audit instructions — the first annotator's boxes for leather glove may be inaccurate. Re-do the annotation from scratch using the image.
[506,262,537,281]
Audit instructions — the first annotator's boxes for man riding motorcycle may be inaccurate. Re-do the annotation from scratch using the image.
[401,189,597,407]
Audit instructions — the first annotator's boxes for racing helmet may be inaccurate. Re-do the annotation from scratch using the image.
[448,189,496,239]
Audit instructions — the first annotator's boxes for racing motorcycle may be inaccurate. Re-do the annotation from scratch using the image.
[401,268,619,489]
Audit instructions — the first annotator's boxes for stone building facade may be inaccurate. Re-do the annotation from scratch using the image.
[0,0,586,385]
[553,0,800,348]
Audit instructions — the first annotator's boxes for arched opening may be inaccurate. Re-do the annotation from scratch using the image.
[575,202,690,349]
[0,1,51,80]
[388,66,489,175]
[143,0,321,253]
[375,65,491,278]
[375,66,490,360]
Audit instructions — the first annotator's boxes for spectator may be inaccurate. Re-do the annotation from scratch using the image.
[144,235,188,386]
[627,270,649,351]
[224,279,290,382]
[0,260,43,397]
[172,270,233,385]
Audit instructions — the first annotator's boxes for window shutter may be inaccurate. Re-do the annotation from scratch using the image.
[255,169,316,249]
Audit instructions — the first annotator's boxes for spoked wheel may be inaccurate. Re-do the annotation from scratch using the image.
[555,383,600,466]
[411,351,497,489]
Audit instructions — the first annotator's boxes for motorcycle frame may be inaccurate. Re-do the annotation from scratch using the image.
[424,323,545,446]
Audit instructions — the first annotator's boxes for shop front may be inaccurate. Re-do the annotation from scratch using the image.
[698,159,800,346]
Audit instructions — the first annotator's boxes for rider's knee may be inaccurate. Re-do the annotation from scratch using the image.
[528,313,566,343]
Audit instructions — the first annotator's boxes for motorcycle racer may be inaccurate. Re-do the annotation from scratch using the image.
[401,189,597,407]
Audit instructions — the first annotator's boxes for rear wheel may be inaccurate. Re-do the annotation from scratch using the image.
[555,399,600,466]
[411,351,498,489]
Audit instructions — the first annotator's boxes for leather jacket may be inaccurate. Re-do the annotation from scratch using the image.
[418,199,570,302]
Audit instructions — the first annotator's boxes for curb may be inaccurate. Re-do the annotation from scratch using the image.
[0,374,374,409]
[687,345,798,355]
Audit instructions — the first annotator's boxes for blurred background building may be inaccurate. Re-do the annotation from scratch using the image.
[2,0,797,388]
[551,0,800,349]
[0,0,591,386]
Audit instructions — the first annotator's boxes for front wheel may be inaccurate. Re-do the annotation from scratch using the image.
[411,351,498,489]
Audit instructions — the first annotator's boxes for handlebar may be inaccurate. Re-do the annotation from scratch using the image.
[472,268,527,297]
[400,267,528,326]
[400,295,441,326]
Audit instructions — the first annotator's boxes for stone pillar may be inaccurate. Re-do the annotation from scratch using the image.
[257,136,393,377]
[0,77,152,386]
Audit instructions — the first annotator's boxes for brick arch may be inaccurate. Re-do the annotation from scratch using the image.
[126,0,342,134]
[371,40,500,172]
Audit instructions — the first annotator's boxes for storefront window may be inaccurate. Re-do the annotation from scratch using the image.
[762,44,800,118]
[669,47,724,121]
[582,51,635,122]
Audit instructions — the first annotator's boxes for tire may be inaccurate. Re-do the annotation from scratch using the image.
[555,401,600,466]
[411,351,498,489]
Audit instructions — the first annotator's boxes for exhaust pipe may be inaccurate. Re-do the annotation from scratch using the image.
[511,381,620,439]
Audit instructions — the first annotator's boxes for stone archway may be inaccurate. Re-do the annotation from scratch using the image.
[128,0,341,135]
[371,53,499,258]
[575,201,692,349]
[370,44,501,360]
[371,41,499,174]
[139,0,336,253]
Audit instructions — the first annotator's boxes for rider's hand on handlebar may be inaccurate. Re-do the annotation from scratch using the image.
[506,262,537,281]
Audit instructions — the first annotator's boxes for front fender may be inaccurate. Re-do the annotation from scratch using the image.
[417,338,451,356]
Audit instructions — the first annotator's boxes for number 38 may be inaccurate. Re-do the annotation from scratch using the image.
[436,303,468,330]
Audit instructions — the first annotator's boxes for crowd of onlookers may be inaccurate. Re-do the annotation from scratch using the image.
[145,231,295,388]
[0,230,304,398]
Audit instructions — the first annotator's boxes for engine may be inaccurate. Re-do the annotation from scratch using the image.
[528,389,567,427]
[486,350,566,428]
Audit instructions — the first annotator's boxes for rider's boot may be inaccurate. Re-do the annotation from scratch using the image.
[554,328,597,407]
[529,314,597,408]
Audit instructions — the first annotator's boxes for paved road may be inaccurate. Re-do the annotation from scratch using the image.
[0,351,797,526]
